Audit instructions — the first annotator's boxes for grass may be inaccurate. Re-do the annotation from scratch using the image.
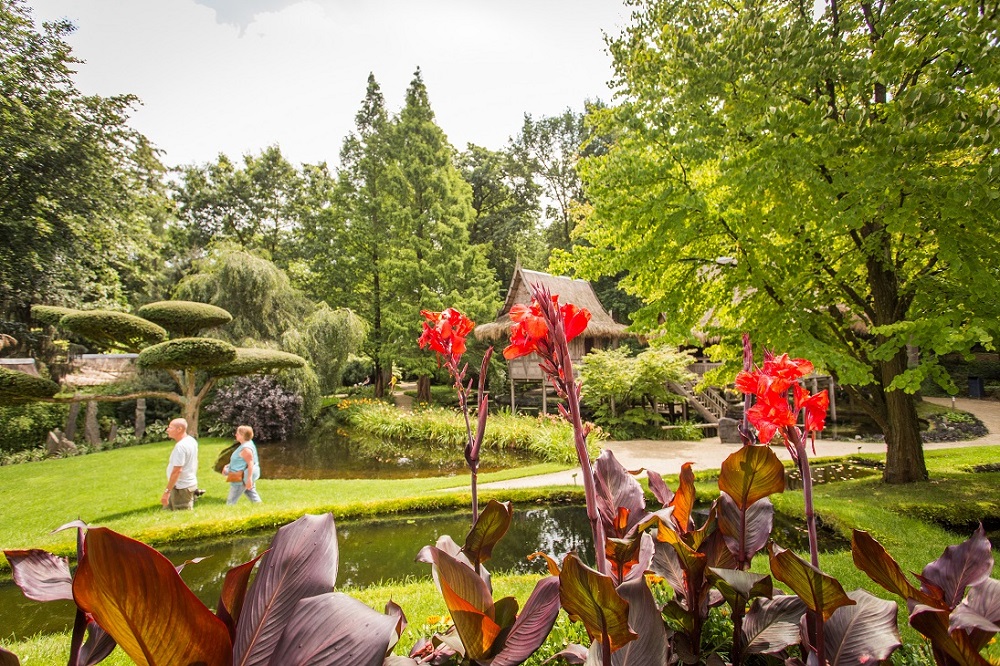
[337,400,601,464]
[0,437,570,565]
[3,441,1000,664]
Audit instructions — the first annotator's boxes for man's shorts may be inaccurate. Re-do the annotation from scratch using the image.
[167,486,196,510]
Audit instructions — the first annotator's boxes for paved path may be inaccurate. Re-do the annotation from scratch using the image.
[479,397,1000,490]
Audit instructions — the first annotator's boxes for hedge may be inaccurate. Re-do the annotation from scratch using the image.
[211,348,306,377]
[0,367,60,402]
[59,310,167,352]
[137,338,237,370]
[137,301,233,337]
[30,305,83,327]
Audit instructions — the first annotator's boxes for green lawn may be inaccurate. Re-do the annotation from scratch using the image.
[0,437,571,564]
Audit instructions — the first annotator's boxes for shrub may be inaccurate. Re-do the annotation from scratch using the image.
[341,354,374,388]
[207,374,303,442]
[136,300,232,337]
[0,402,68,454]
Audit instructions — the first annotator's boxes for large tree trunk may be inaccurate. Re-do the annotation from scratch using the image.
[373,360,386,398]
[416,375,431,403]
[879,350,928,483]
[84,401,101,445]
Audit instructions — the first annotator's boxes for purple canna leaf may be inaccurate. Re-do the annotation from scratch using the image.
[622,533,655,584]
[218,552,267,640]
[4,549,73,602]
[601,576,671,666]
[743,594,807,655]
[489,576,561,666]
[717,493,773,565]
[645,470,674,507]
[594,449,648,538]
[823,590,900,666]
[952,578,1000,651]
[921,526,994,609]
[385,599,408,647]
[546,644,588,664]
[51,519,89,534]
[0,646,20,666]
[77,621,117,666]
[234,514,339,666]
[909,604,991,666]
[267,593,398,666]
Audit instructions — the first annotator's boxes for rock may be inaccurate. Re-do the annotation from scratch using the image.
[718,417,742,444]
[46,429,77,456]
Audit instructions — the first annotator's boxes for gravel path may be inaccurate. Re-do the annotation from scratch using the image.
[478,397,1000,490]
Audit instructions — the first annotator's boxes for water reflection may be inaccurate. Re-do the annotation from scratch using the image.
[0,506,591,639]
[214,427,535,481]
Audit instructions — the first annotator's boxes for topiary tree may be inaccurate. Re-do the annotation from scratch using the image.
[136,300,232,337]
[0,302,307,436]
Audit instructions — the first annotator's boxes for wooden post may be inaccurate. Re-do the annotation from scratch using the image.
[135,398,147,439]
[542,381,547,415]
[64,401,81,441]
[828,377,837,422]
[84,401,100,445]
[509,370,516,412]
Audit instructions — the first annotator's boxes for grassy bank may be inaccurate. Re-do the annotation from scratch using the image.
[0,437,571,564]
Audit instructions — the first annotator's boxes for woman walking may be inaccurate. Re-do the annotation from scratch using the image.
[223,425,261,505]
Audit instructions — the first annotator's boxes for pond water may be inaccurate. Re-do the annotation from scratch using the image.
[0,504,847,640]
[214,426,536,480]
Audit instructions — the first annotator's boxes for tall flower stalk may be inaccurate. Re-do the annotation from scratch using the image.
[418,308,492,525]
[734,342,829,567]
[502,283,609,575]
[736,338,831,665]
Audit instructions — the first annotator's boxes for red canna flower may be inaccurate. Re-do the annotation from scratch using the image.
[746,392,796,443]
[794,384,830,434]
[419,308,474,361]
[760,354,814,392]
[503,296,590,360]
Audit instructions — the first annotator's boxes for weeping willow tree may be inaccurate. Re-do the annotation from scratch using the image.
[281,304,367,394]
[174,244,312,344]
[6,301,306,435]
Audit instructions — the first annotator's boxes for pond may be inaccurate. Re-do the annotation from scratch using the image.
[0,503,847,640]
[214,425,536,480]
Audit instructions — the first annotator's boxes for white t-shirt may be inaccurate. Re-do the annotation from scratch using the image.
[166,434,198,490]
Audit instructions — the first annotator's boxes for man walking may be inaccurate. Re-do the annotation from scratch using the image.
[162,418,198,510]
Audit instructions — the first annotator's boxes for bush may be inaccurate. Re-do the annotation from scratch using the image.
[206,374,303,442]
[0,402,68,453]
[341,354,374,388]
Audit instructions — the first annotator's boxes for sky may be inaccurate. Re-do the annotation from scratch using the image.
[27,0,631,169]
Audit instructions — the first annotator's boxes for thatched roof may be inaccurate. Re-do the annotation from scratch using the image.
[474,268,630,342]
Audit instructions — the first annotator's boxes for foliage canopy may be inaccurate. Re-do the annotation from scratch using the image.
[560,0,1000,482]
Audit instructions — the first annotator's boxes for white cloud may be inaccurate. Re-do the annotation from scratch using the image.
[28,0,627,167]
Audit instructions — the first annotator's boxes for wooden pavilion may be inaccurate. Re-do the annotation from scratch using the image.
[473,267,630,412]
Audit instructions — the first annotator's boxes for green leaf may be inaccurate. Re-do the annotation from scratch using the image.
[462,500,513,569]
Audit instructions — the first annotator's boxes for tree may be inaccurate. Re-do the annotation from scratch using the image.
[458,144,545,289]
[561,0,1000,483]
[307,74,403,396]
[0,1,168,321]
[173,145,307,267]
[392,70,500,400]
[173,244,312,344]
[281,304,367,394]
[9,301,306,435]
[514,109,590,253]
[310,73,499,398]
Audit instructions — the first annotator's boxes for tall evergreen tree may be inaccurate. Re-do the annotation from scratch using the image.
[392,70,499,399]
[310,74,403,395]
